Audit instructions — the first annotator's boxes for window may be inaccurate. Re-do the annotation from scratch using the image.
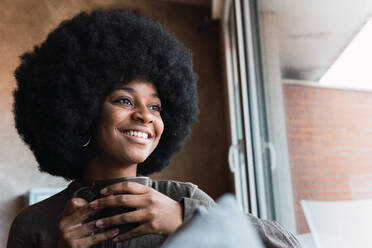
[222,0,282,224]
[253,0,372,237]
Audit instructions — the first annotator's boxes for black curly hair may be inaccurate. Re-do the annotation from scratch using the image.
[13,9,199,180]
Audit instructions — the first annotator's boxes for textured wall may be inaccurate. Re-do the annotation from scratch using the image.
[0,0,232,245]
[284,83,372,233]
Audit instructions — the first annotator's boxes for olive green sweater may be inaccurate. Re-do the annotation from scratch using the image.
[7,179,300,248]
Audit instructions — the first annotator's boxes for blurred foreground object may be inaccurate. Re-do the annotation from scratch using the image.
[163,194,301,248]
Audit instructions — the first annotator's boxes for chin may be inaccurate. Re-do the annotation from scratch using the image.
[113,144,155,165]
[129,157,147,164]
[122,152,149,164]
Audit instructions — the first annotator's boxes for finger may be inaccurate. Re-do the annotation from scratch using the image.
[94,209,148,229]
[59,201,99,231]
[89,194,149,210]
[100,181,150,196]
[113,224,150,242]
[61,198,88,217]
[65,220,101,240]
[72,228,119,247]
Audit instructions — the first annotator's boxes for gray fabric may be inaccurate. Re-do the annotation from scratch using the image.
[162,194,265,248]
[247,215,302,248]
[7,179,214,248]
[163,194,302,248]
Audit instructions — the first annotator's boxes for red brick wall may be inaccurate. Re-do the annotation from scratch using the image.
[283,83,372,234]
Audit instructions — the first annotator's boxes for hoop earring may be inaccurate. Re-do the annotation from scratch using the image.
[82,137,91,147]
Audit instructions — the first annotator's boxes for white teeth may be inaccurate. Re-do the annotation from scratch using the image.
[123,130,149,139]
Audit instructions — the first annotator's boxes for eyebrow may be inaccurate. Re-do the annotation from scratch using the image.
[116,87,160,98]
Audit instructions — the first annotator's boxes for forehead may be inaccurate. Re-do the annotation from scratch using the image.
[118,80,158,92]
[115,80,159,94]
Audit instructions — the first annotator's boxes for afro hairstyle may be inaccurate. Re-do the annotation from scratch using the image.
[13,9,199,180]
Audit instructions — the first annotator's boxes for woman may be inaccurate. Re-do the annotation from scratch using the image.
[8,9,302,248]
[8,10,214,247]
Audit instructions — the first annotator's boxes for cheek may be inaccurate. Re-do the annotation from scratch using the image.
[95,106,123,143]
[156,118,164,138]
[102,105,121,122]
[100,106,127,129]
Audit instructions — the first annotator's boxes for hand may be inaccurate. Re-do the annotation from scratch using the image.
[58,198,119,248]
[88,181,183,242]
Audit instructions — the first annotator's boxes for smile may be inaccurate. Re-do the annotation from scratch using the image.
[117,128,153,144]
[123,130,149,139]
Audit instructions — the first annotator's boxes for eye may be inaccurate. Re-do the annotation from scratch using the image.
[149,104,162,112]
[115,97,133,106]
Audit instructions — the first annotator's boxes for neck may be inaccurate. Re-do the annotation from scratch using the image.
[82,155,138,185]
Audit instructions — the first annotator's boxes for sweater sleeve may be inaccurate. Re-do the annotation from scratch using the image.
[246,214,302,248]
[151,180,216,223]
[179,183,215,222]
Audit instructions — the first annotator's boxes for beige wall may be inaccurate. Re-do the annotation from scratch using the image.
[0,0,232,244]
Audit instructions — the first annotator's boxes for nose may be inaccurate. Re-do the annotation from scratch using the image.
[132,105,153,124]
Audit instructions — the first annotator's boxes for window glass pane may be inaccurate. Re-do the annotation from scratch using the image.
[257,0,372,236]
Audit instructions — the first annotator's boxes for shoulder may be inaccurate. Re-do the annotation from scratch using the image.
[14,188,68,225]
[7,189,69,247]
[246,214,301,248]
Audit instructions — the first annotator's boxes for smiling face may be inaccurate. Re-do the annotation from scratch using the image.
[92,80,164,168]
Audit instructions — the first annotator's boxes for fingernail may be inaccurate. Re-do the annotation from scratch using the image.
[89,200,99,209]
[96,219,105,228]
[111,228,119,236]
[100,188,107,195]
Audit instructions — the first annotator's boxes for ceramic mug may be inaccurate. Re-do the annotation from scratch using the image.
[73,176,150,235]
[93,176,150,234]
